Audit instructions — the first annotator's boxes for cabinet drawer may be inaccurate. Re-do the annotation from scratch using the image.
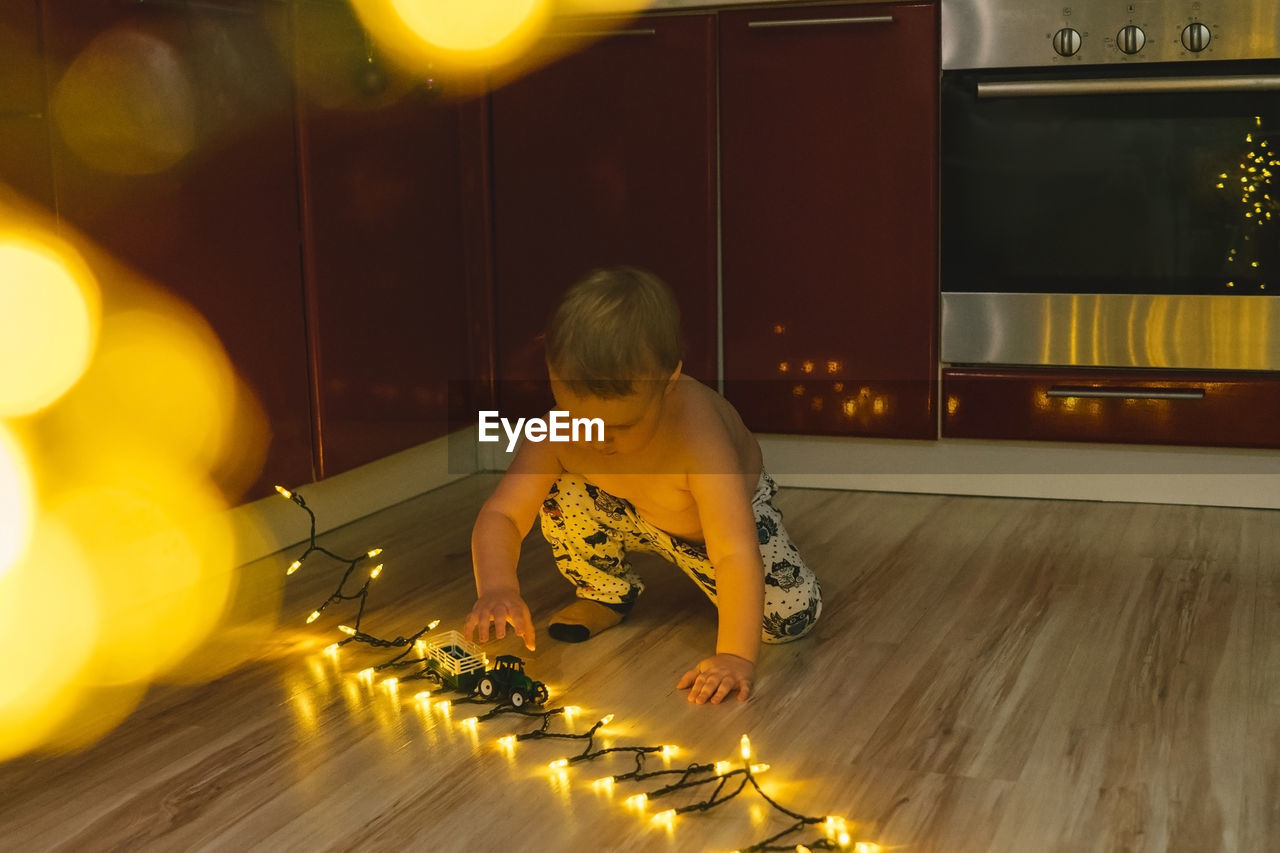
[943,368,1280,449]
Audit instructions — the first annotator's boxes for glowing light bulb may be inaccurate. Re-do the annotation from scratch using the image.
[660,745,678,757]
[797,845,813,853]
[323,643,340,655]
[838,832,852,846]
[714,761,733,776]
[598,713,614,726]
[591,776,613,790]
[498,735,516,748]
[339,625,357,635]
[274,485,292,499]
[548,758,569,769]
[653,809,676,825]
[437,700,451,712]
[414,691,432,702]
[750,763,770,774]
[428,619,440,630]
[357,667,374,681]
[369,564,383,579]
[382,677,398,690]
[461,716,478,729]
[562,705,580,718]
[286,560,302,575]
[306,610,321,623]
[367,548,383,558]
[853,844,880,853]
[740,734,752,760]
[625,793,647,810]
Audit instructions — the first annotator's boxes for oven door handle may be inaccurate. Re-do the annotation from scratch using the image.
[978,75,1280,98]
[1046,386,1206,401]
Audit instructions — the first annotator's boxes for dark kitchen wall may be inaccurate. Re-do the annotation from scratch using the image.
[2,0,492,500]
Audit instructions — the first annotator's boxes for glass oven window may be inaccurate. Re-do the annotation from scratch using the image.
[942,61,1280,296]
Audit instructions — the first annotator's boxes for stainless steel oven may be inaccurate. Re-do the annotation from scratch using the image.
[941,0,1280,371]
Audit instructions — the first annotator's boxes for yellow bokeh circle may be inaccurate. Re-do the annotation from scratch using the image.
[43,306,237,478]
[0,519,100,761]
[0,424,34,578]
[0,239,99,416]
[354,0,552,73]
[51,461,234,687]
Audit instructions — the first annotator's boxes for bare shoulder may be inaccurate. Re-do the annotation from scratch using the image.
[668,376,762,477]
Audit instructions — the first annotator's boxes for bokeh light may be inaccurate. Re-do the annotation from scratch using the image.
[557,0,653,13]
[0,425,34,577]
[51,28,197,175]
[0,238,99,416]
[50,461,235,687]
[0,519,100,761]
[353,0,552,74]
[0,197,270,758]
[42,305,238,480]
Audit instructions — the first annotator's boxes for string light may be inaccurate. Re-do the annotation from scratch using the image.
[1217,118,1278,292]
[278,485,442,677]
[281,492,873,851]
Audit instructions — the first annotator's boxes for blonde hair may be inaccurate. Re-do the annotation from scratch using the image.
[545,267,683,398]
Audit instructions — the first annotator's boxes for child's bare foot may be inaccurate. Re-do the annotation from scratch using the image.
[547,599,627,642]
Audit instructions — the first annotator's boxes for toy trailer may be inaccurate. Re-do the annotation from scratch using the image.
[422,630,488,694]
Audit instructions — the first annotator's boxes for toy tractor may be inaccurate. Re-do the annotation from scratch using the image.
[421,632,549,707]
[476,655,549,708]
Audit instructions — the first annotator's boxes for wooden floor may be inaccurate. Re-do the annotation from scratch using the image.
[3,474,1279,852]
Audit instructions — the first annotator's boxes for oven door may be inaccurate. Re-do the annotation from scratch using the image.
[941,61,1280,370]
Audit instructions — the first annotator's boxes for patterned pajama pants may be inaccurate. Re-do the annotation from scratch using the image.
[538,471,822,643]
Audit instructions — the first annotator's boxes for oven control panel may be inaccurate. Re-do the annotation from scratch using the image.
[943,0,1279,69]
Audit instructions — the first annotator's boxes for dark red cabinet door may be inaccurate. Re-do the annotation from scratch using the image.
[41,0,313,497]
[294,1,476,478]
[490,14,717,416]
[0,0,53,209]
[720,3,939,439]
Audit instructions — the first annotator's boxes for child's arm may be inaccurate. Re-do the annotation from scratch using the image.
[463,439,563,650]
[677,464,764,704]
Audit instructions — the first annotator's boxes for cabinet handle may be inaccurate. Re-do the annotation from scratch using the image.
[546,28,657,38]
[978,75,1280,98]
[747,15,894,29]
[1046,386,1206,401]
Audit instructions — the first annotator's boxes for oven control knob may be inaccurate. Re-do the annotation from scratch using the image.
[1052,27,1082,57]
[1182,22,1212,52]
[1117,25,1146,55]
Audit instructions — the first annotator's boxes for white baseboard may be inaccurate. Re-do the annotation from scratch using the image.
[229,427,1277,567]
[757,434,1280,509]
[226,426,478,568]
[474,429,1280,509]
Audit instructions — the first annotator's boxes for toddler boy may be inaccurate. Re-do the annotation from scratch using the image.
[462,267,821,704]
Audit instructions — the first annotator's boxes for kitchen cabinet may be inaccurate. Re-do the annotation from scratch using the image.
[720,2,939,439]
[489,14,718,418]
[0,0,53,209]
[293,0,479,477]
[943,367,1280,449]
[41,0,313,498]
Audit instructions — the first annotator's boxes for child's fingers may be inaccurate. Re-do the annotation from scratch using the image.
[676,669,697,690]
[515,601,536,650]
[737,679,752,702]
[709,678,736,704]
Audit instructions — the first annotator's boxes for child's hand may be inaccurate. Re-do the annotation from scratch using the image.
[463,589,536,651]
[676,653,754,704]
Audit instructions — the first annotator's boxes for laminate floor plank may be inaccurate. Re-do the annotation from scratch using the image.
[3,475,1277,852]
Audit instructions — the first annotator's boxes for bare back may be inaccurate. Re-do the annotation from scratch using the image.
[552,376,761,541]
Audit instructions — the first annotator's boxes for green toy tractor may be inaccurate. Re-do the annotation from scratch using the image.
[476,655,549,707]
